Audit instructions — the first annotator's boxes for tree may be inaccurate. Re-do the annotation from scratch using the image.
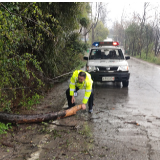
[110,2,160,62]
[93,21,109,42]
[136,2,150,57]
[125,22,140,56]
[79,3,91,42]
[0,2,91,112]
[99,4,108,26]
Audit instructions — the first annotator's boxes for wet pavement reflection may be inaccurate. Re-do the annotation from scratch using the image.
[77,58,160,159]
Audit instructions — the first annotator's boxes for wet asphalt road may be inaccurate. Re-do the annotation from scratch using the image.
[76,57,160,160]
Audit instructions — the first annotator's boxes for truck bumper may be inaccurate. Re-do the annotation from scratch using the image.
[89,71,130,82]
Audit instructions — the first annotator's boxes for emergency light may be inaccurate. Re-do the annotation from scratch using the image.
[92,41,119,47]
[92,42,99,47]
[113,41,119,46]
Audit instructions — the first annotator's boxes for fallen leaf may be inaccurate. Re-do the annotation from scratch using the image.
[131,148,138,151]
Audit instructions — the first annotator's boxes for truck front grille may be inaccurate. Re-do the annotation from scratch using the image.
[97,66,118,71]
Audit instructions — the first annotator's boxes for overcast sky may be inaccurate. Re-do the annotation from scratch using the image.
[103,1,160,28]
[106,1,144,28]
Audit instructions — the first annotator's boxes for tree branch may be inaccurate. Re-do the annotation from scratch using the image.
[79,27,82,34]
[94,3,102,29]
[20,2,33,13]
[0,2,12,15]
[82,2,103,36]
[51,71,73,80]
[82,23,94,36]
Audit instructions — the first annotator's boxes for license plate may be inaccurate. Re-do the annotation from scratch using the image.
[102,77,115,81]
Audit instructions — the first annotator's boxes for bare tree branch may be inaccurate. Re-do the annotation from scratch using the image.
[79,27,82,34]
[82,23,94,36]
[94,2,103,29]
[82,2,103,36]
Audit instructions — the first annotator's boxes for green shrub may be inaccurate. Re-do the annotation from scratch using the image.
[0,122,12,135]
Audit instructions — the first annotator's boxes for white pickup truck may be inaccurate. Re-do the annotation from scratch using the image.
[83,41,130,87]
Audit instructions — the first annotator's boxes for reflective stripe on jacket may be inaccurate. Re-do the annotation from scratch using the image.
[69,70,93,104]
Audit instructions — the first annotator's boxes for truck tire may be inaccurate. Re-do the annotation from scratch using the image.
[122,81,129,87]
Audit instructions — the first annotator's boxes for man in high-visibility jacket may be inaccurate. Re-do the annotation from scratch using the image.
[66,70,94,113]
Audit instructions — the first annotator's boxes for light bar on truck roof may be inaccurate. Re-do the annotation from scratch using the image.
[92,42,99,47]
[112,41,119,46]
[92,41,119,47]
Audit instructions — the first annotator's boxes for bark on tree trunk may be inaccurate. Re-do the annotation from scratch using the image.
[145,26,149,59]
[132,40,135,56]
[0,105,82,124]
[92,24,95,45]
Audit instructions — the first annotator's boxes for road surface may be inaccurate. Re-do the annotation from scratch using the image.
[1,57,160,160]
[79,57,160,160]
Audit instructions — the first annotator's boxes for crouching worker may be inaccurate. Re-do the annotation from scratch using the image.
[66,70,94,113]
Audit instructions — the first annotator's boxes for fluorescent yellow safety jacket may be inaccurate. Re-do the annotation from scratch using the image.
[69,70,93,104]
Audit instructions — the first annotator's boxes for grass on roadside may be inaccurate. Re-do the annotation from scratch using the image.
[135,51,160,65]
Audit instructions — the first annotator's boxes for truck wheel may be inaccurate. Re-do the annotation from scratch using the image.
[122,81,129,87]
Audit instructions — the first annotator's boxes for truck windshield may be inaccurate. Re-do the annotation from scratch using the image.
[89,49,124,60]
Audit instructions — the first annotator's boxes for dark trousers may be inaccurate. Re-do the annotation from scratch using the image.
[66,87,94,110]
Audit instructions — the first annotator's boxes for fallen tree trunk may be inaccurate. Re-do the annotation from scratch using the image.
[0,105,82,124]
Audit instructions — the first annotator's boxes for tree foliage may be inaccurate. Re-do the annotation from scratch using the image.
[0,2,90,112]
[110,4,160,62]
[94,21,109,41]
[89,20,109,45]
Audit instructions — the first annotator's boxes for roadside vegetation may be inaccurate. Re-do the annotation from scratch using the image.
[88,20,109,44]
[0,2,92,134]
[0,2,109,135]
[109,2,160,65]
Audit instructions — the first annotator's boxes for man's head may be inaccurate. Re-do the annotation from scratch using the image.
[78,71,86,83]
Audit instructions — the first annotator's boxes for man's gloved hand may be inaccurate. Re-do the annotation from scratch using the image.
[81,103,86,110]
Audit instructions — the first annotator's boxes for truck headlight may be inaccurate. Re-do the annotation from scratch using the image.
[117,66,129,71]
[87,66,96,72]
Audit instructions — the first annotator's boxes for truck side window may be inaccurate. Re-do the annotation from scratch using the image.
[118,49,124,59]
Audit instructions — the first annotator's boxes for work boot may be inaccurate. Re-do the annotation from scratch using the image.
[88,109,93,113]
